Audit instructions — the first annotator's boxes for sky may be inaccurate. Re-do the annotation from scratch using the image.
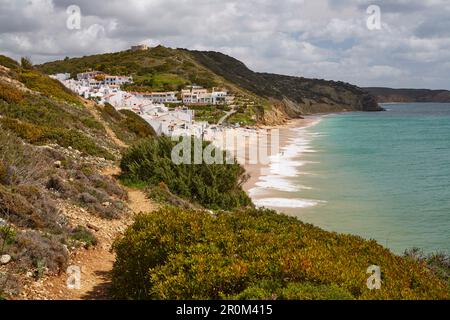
[1,0,449,89]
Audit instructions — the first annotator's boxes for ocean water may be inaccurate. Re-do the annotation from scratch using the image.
[251,103,450,254]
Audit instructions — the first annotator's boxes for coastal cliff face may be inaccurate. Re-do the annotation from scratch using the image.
[364,87,450,103]
[188,50,384,119]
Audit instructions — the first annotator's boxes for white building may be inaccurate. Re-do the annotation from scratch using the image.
[50,73,71,82]
[77,71,103,81]
[181,86,233,105]
[131,44,149,51]
[104,75,133,86]
[132,91,180,104]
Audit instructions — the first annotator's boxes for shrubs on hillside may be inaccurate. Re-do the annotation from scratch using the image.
[0,60,126,160]
[111,207,449,300]
[0,55,19,70]
[120,136,252,210]
[18,69,81,105]
[98,104,156,145]
[0,117,114,160]
[0,82,24,104]
[0,127,129,297]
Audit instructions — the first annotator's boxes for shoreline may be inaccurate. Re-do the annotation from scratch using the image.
[241,116,323,198]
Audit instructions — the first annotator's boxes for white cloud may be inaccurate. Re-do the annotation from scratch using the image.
[0,0,448,89]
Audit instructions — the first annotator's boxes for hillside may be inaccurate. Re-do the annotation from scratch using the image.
[365,87,450,103]
[38,46,383,125]
[1,55,448,300]
[188,50,383,115]
[0,55,156,299]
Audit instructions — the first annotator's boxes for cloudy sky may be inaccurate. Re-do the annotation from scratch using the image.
[1,0,449,89]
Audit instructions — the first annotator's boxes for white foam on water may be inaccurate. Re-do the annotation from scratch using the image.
[255,175,306,192]
[254,198,325,209]
[248,118,325,209]
[249,123,319,194]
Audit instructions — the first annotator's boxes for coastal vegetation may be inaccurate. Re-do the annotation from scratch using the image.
[120,136,252,210]
[0,57,118,159]
[364,87,450,103]
[111,207,449,300]
[0,56,141,299]
[97,103,156,145]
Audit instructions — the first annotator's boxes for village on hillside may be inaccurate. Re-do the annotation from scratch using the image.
[51,67,245,138]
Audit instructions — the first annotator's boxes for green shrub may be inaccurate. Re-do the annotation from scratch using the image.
[0,82,24,104]
[120,136,251,210]
[0,117,114,160]
[21,57,33,70]
[0,55,19,69]
[70,226,98,248]
[111,207,449,300]
[18,69,81,105]
[277,283,354,300]
[146,184,197,210]
[119,109,156,138]
[0,225,17,254]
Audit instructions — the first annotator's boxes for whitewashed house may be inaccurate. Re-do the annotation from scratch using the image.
[104,75,133,86]
[50,73,71,82]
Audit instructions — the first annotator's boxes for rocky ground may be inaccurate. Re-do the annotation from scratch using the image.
[17,166,157,300]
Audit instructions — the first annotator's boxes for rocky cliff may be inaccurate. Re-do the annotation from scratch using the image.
[365,87,450,103]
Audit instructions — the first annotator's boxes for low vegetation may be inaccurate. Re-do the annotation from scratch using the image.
[97,104,156,145]
[191,105,228,124]
[0,57,120,160]
[0,56,138,299]
[18,68,81,105]
[120,136,252,211]
[111,207,449,300]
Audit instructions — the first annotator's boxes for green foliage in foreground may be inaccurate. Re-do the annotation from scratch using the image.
[111,207,449,300]
[120,137,252,210]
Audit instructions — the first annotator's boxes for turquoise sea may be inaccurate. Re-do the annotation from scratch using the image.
[251,103,450,254]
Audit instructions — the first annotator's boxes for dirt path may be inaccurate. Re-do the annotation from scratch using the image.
[83,99,128,149]
[21,103,156,300]
[21,166,157,300]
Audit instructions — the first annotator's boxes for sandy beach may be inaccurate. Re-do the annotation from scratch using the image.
[241,117,320,194]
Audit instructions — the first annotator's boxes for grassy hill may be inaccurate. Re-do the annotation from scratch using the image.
[38,46,383,125]
[189,50,382,114]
